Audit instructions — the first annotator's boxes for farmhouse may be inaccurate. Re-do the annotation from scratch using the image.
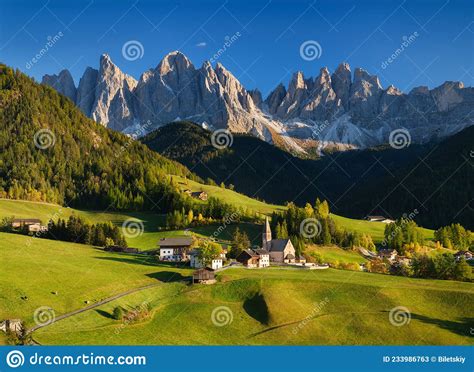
[11,218,47,232]
[236,248,270,268]
[192,268,216,284]
[262,217,296,263]
[365,215,395,224]
[0,319,22,334]
[454,251,473,261]
[189,249,224,270]
[378,248,398,262]
[190,191,208,201]
[158,237,193,261]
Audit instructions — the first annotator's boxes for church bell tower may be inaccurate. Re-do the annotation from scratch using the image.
[262,217,272,250]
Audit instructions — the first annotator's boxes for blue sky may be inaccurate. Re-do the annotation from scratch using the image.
[1,0,472,96]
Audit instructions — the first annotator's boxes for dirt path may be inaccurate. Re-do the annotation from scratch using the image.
[28,282,164,334]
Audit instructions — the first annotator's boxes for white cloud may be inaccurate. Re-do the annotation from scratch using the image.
[196,42,207,47]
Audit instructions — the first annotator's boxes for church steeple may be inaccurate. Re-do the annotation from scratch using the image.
[262,216,272,249]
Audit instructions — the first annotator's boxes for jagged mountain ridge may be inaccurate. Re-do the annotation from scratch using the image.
[42,51,474,154]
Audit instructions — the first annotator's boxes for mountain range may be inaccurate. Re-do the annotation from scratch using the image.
[42,51,474,155]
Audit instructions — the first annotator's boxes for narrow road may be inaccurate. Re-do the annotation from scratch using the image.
[28,282,164,333]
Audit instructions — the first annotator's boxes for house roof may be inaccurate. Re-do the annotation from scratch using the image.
[237,249,258,260]
[12,218,41,223]
[159,237,193,247]
[286,253,295,259]
[270,239,291,252]
[366,215,386,220]
[379,249,397,255]
[253,249,269,255]
[191,191,206,196]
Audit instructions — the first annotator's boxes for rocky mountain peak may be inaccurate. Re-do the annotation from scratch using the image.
[42,53,474,154]
[332,62,352,110]
[315,67,331,86]
[158,50,194,75]
[42,69,77,102]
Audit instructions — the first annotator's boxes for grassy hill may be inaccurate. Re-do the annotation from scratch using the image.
[1,232,471,345]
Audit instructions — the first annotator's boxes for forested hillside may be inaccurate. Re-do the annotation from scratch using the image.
[142,121,473,229]
[0,64,196,212]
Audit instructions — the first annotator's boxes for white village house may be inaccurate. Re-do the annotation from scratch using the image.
[189,249,224,270]
[365,215,395,224]
[158,237,193,262]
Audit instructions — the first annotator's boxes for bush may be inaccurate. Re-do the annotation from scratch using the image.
[113,306,124,320]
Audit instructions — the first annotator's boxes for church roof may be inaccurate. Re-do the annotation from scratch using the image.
[270,239,291,252]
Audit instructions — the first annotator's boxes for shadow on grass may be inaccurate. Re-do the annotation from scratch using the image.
[410,313,474,337]
[94,256,158,267]
[95,309,115,320]
[243,293,270,325]
[146,271,189,283]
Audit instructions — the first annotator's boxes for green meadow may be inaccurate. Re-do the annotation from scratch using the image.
[0,232,471,345]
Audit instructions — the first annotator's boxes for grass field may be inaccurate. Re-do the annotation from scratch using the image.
[330,213,435,243]
[0,232,471,346]
[0,199,261,250]
[0,199,434,251]
[174,176,286,215]
[0,232,192,326]
[306,245,368,265]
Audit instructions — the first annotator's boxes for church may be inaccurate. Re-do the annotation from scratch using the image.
[262,217,297,263]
